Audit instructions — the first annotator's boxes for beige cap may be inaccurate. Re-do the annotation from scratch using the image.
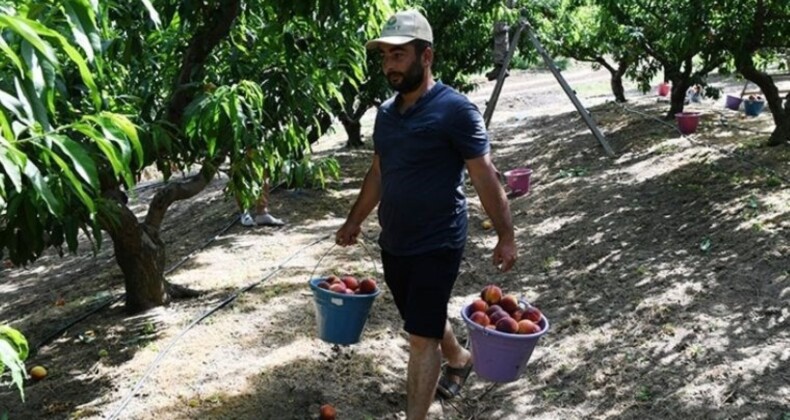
[365,9,433,50]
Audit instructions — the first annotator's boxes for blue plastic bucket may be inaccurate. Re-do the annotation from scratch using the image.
[309,278,381,345]
[744,100,765,116]
[461,303,549,383]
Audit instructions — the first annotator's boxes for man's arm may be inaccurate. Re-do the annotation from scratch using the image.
[336,154,382,246]
[466,153,517,271]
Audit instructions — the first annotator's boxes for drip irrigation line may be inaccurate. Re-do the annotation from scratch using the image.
[30,215,241,356]
[610,101,789,184]
[106,233,332,420]
[30,177,292,355]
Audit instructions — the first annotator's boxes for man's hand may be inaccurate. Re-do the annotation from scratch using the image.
[335,222,361,246]
[493,237,517,272]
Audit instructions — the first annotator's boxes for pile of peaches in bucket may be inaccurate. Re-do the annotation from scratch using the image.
[316,274,378,295]
[468,285,544,335]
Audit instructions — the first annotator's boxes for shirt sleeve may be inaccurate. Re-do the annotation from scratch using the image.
[447,99,490,160]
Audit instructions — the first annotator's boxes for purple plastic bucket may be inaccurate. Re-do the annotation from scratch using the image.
[725,95,742,111]
[675,112,701,135]
[504,168,532,196]
[461,303,549,383]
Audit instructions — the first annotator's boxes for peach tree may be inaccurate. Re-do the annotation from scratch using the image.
[0,0,395,312]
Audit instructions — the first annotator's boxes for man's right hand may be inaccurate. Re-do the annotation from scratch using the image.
[335,222,361,246]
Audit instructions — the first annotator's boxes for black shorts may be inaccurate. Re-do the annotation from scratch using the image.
[381,247,465,339]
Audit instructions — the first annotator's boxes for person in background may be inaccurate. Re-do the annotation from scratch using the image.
[336,9,517,420]
[236,178,284,227]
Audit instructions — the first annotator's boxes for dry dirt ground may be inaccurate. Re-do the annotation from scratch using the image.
[1,64,789,420]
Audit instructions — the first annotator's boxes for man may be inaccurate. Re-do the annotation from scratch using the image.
[335,9,517,420]
[236,178,284,227]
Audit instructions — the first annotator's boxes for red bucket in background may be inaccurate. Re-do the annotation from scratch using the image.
[675,112,701,135]
[504,168,532,196]
[657,83,670,97]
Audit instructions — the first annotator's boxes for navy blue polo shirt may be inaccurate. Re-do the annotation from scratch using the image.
[373,82,490,256]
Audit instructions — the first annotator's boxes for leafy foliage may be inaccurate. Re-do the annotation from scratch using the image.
[0,325,28,401]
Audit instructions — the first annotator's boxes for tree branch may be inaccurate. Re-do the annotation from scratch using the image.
[144,162,219,230]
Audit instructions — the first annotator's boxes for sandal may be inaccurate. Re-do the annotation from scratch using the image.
[436,360,474,399]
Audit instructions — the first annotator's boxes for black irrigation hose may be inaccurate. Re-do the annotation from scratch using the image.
[106,233,332,420]
[610,101,790,184]
[30,178,292,355]
[30,215,241,356]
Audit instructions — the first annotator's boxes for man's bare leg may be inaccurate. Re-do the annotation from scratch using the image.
[439,320,472,388]
[407,334,442,420]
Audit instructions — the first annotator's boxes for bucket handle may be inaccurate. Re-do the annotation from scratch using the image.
[309,235,379,281]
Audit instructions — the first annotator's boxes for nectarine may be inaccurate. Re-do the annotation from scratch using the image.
[499,295,519,314]
[319,403,336,420]
[470,311,490,327]
[29,365,47,380]
[470,299,488,313]
[358,278,377,294]
[480,284,503,305]
[328,283,347,294]
[496,317,519,334]
[518,319,541,334]
[523,306,542,323]
[341,276,359,291]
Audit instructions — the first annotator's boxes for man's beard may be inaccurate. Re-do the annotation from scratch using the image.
[387,59,425,94]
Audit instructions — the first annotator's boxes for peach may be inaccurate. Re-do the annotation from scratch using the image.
[485,324,496,330]
[30,365,47,380]
[485,304,503,316]
[518,319,541,334]
[326,275,340,284]
[495,317,519,334]
[358,278,377,294]
[317,281,331,290]
[319,403,336,420]
[328,283,347,294]
[523,306,542,323]
[470,299,488,313]
[344,288,355,295]
[511,309,523,321]
[489,310,510,324]
[469,311,490,327]
[499,295,520,314]
[341,276,359,291]
[480,284,503,305]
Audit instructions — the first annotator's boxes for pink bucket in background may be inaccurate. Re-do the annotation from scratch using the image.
[504,168,532,197]
[675,112,701,135]
[657,82,670,97]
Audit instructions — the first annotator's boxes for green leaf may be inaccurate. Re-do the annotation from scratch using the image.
[100,112,143,167]
[0,15,58,64]
[140,0,162,27]
[39,143,95,213]
[50,134,99,190]
[0,340,26,401]
[73,122,124,179]
[0,144,23,193]
[62,0,101,62]
[22,158,63,216]
[0,36,24,75]
[0,326,29,361]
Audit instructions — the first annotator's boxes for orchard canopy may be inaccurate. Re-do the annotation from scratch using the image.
[0,0,787,312]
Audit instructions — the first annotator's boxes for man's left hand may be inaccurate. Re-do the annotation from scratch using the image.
[493,238,517,272]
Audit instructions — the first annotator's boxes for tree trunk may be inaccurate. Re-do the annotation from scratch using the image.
[768,94,790,146]
[666,81,689,119]
[341,113,363,148]
[736,55,789,146]
[112,218,168,313]
[595,57,628,103]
